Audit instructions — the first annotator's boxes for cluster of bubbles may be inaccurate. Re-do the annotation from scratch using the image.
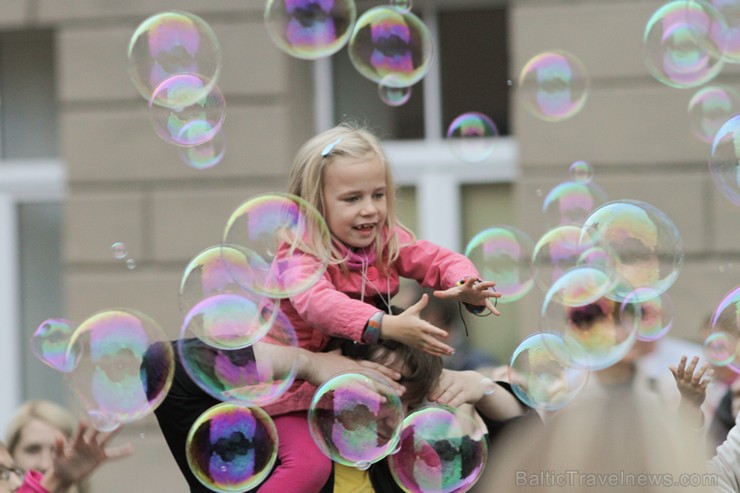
[31,309,175,433]
[127,11,226,170]
[636,0,740,206]
[462,162,689,410]
[263,0,427,110]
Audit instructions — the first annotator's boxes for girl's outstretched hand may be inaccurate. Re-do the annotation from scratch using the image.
[669,355,713,408]
[381,294,454,357]
[433,277,502,316]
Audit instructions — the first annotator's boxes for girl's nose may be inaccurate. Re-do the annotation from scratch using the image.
[361,198,377,215]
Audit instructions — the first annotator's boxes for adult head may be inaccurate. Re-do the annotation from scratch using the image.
[5,400,75,474]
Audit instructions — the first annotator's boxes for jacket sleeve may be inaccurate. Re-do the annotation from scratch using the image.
[394,228,480,290]
[289,268,380,343]
[18,470,50,493]
[707,412,740,493]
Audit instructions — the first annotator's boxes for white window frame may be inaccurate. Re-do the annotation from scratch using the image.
[0,160,66,431]
[313,0,519,254]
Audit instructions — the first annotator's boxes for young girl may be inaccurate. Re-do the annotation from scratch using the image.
[258,123,501,492]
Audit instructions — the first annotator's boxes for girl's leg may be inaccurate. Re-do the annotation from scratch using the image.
[258,411,333,493]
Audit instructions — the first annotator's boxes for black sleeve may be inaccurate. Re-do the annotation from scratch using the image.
[150,340,223,493]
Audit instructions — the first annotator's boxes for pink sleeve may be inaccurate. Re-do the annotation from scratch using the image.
[394,228,480,289]
[289,270,380,343]
[19,470,50,493]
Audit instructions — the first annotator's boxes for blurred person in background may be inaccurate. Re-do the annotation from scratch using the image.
[5,401,87,493]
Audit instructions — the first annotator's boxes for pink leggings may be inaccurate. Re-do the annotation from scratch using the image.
[257,411,332,492]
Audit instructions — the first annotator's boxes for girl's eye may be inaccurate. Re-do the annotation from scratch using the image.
[373,192,385,199]
[344,196,359,203]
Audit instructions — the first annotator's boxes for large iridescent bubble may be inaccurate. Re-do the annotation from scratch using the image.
[688,85,739,144]
[128,11,221,108]
[518,50,590,122]
[308,371,403,469]
[264,0,357,59]
[445,112,499,164]
[65,309,174,430]
[464,226,534,303]
[541,180,607,228]
[223,193,331,298]
[180,244,270,314]
[642,0,725,89]
[581,200,684,301]
[179,309,298,406]
[186,403,278,492]
[148,74,226,147]
[348,6,433,87]
[31,318,80,373]
[709,114,740,206]
[708,286,740,373]
[387,404,488,493]
[509,332,589,411]
[541,272,640,371]
[179,244,281,348]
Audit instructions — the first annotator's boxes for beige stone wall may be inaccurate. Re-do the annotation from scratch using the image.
[510,0,740,345]
[39,2,314,490]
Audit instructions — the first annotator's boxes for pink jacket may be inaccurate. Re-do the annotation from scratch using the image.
[262,226,480,416]
[19,470,49,493]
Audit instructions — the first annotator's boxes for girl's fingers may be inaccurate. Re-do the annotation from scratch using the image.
[485,299,501,316]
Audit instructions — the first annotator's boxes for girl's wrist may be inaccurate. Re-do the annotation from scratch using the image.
[362,311,384,344]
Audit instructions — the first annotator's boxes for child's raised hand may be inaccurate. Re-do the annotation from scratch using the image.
[669,355,713,408]
[381,293,454,357]
[433,277,501,316]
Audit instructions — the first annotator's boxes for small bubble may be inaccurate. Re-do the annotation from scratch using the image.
[111,242,127,260]
[126,258,137,270]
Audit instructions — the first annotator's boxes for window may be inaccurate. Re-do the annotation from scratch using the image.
[315,0,518,254]
[0,29,65,430]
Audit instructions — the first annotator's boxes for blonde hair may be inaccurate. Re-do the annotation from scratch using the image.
[6,400,75,455]
[287,122,414,273]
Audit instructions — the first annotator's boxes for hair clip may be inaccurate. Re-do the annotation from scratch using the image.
[321,137,342,157]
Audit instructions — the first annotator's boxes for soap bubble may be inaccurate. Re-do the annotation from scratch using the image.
[387,404,488,493]
[348,6,433,87]
[518,50,590,122]
[264,0,357,59]
[186,403,278,492]
[509,332,589,411]
[308,371,403,468]
[66,309,174,429]
[31,318,80,373]
[128,11,221,107]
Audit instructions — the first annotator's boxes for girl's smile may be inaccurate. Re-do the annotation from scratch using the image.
[322,154,388,249]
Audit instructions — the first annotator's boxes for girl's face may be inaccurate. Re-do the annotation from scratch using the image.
[322,154,388,249]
